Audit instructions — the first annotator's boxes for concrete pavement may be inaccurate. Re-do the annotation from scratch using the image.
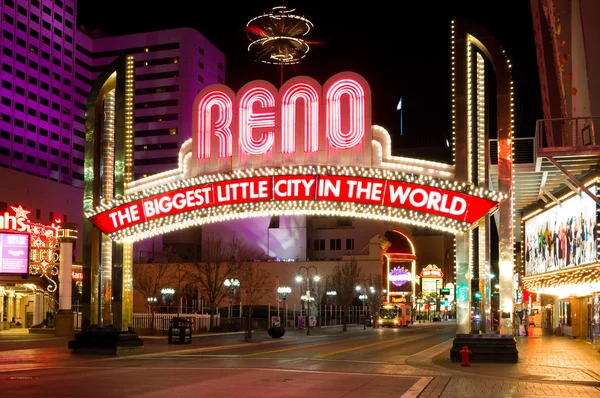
[1,322,599,397]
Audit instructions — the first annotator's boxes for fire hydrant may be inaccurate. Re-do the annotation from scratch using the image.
[459,345,472,367]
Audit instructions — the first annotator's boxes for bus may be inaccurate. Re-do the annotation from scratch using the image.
[378,303,411,327]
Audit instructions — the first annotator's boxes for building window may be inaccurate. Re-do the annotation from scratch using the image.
[330,239,342,251]
[135,99,178,109]
[268,216,280,229]
[198,75,204,83]
[198,61,204,69]
[49,212,54,222]
[218,63,224,71]
[36,209,41,220]
[218,77,223,84]
[198,47,204,56]
[346,238,354,250]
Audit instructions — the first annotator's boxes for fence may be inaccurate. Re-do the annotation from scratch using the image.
[132,313,219,334]
[273,304,370,328]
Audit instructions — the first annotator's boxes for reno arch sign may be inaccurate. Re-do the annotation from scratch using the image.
[192,72,371,175]
[87,72,506,242]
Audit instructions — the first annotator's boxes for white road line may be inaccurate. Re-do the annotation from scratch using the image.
[407,338,454,358]
[400,376,433,398]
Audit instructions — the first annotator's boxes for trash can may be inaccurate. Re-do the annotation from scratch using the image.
[168,317,192,344]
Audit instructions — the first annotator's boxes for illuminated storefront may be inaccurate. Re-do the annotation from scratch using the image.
[522,180,600,342]
[0,205,61,329]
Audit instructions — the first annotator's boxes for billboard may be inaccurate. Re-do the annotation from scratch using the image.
[525,185,598,276]
[0,232,30,275]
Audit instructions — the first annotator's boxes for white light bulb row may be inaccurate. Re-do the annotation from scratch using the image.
[108,200,471,243]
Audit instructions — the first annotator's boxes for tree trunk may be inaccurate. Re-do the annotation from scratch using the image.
[209,304,216,330]
[342,307,347,332]
[245,313,253,341]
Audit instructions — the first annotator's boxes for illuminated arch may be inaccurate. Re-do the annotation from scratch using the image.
[280,82,320,154]
[196,90,234,159]
[238,85,277,155]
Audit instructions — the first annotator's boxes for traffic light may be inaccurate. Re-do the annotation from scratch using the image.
[474,292,482,300]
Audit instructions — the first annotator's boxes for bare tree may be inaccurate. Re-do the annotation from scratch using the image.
[186,233,247,329]
[330,258,362,331]
[365,273,384,325]
[132,255,175,333]
[239,262,272,341]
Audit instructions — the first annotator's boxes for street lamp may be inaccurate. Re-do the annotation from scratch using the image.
[296,265,319,335]
[224,279,240,318]
[147,297,157,313]
[277,286,291,325]
[161,288,174,313]
[356,285,367,329]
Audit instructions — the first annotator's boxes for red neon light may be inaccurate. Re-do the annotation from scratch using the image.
[281,82,320,154]
[197,91,233,159]
[0,205,61,238]
[89,175,498,235]
[239,87,276,155]
[325,78,365,149]
[71,271,83,280]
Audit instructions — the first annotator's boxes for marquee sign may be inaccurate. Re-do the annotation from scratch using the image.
[420,264,444,278]
[86,72,507,242]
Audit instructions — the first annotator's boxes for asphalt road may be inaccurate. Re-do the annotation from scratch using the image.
[0,323,456,397]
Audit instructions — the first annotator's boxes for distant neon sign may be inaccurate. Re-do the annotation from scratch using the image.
[389,267,412,287]
[0,205,61,238]
[420,264,444,278]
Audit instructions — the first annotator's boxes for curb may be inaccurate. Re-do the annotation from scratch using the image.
[140,331,247,340]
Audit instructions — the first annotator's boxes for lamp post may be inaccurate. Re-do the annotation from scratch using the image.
[224,279,240,319]
[161,288,174,313]
[356,285,368,329]
[147,297,157,313]
[277,286,291,327]
[296,265,319,335]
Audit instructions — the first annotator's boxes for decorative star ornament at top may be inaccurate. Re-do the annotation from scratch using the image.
[11,205,30,220]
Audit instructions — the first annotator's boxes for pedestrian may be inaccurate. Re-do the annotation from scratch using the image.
[523,313,529,337]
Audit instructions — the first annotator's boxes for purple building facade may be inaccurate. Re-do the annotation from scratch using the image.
[0,0,225,262]
[0,0,225,189]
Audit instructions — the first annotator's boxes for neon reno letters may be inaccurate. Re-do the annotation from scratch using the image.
[89,175,497,235]
[195,73,369,159]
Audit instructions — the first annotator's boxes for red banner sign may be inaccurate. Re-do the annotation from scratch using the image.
[89,175,498,235]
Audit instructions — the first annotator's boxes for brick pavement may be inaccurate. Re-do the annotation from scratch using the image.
[432,335,600,384]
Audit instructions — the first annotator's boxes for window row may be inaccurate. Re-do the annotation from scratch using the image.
[312,238,355,251]
[0,149,74,166]
[135,85,178,96]
[76,42,179,59]
[1,128,72,146]
[135,99,178,110]
[134,142,179,152]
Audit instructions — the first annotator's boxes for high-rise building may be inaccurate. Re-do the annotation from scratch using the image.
[0,0,225,189]
[0,0,80,185]
[75,28,225,179]
[0,0,225,262]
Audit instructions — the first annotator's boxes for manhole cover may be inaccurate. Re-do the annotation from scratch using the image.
[10,376,38,380]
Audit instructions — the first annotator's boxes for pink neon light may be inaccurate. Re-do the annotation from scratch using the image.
[281,83,319,154]
[239,87,276,155]
[325,78,365,149]
[197,91,233,159]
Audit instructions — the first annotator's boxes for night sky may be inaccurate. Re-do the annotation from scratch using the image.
[78,1,541,162]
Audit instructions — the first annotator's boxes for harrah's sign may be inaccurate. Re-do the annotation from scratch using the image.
[90,175,496,235]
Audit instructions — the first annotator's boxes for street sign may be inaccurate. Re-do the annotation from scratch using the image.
[440,288,451,295]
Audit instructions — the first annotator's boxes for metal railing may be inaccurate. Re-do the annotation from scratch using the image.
[489,137,535,165]
[535,116,599,151]
[132,313,218,334]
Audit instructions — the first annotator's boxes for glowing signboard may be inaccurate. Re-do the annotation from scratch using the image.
[420,264,444,278]
[71,271,83,281]
[389,266,412,287]
[86,72,507,242]
[0,232,30,275]
[89,175,498,236]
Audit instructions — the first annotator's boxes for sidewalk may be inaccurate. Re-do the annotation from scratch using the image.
[431,335,600,385]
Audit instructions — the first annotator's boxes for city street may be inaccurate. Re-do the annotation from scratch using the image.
[1,323,600,397]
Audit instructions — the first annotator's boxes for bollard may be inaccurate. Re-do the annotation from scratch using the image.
[459,345,472,367]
